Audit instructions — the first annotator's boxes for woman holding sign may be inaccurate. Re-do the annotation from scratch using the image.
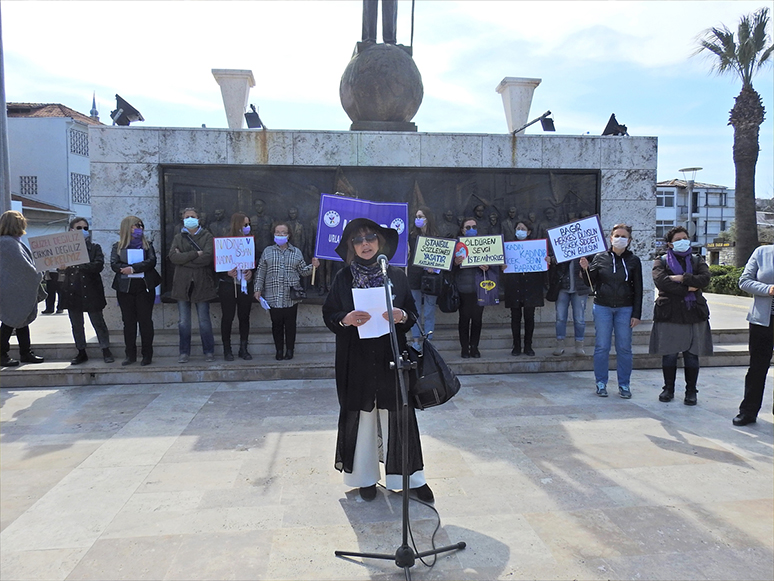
[408,206,440,352]
[111,216,161,366]
[453,217,488,358]
[218,212,256,361]
[254,221,319,361]
[0,210,44,367]
[322,218,433,503]
[581,223,643,399]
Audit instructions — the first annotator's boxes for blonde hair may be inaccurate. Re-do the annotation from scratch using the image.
[117,215,149,250]
[0,210,27,237]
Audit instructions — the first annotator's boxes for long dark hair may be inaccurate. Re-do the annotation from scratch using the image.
[410,206,438,237]
[229,212,249,237]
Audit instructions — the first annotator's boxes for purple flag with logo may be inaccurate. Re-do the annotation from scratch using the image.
[315,194,409,267]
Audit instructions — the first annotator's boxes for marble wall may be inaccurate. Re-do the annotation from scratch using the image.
[89,127,657,330]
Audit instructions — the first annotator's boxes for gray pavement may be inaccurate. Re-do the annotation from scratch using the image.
[1,293,772,580]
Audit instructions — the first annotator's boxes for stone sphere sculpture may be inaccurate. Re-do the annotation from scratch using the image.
[340,44,423,125]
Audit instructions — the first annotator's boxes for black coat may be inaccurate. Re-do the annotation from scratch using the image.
[652,253,710,324]
[59,240,107,312]
[110,243,161,294]
[503,271,546,309]
[587,249,643,319]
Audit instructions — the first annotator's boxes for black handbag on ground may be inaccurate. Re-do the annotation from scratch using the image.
[437,271,460,313]
[420,271,443,296]
[289,286,306,300]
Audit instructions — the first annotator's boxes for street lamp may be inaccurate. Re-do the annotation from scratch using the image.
[679,166,702,244]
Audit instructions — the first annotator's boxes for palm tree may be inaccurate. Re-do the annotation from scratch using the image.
[695,7,773,266]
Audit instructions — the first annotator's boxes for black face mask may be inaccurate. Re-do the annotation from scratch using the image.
[353,254,378,266]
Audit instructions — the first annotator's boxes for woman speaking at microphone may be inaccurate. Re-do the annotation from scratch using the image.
[322,218,433,503]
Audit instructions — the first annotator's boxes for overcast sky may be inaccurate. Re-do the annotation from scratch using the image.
[3,1,773,197]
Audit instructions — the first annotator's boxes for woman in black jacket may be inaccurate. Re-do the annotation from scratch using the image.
[581,223,643,399]
[649,226,712,405]
[322,218,433,504]
[60,217,113,365]
[111,215,161,366]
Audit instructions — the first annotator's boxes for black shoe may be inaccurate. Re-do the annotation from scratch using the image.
[56,309,64,314]
[412,484,434,503]
[732,414,756,426]
[121,357,136,366]
[140,357,152,366]
[19,352,44,364]
[224,350,234,361]
[359,484,377,501]
[461,348,470,359]
[1,354,19,367]
[470,346,481,358]
[684,391,697,406]
[71,350,89,365]
[41,309,54,314]
[658,387,674,402]
[102,348,114,363]
[524,346,535,356]
[284,349,294,360]
[276,350,284,361]
[511,347,521,356]
[238,342,252,360]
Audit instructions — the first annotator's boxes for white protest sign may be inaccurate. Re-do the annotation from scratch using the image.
[412,236,455,271]
[503,239,549,273]
[547,215,607,263]
[460,234,505,268]
[213,237,255,272]
[28,231,89,271]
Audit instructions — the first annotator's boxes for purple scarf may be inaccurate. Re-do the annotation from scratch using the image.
[665,248,696,309]
[350,261,384,289]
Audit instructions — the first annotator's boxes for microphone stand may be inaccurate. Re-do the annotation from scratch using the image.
[335,257,466,580]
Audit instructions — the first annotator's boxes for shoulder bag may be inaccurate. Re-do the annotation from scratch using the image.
[437,271,460,313]
[407,322,461,410]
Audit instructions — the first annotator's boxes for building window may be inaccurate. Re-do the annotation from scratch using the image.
[20,176,38,196]
[656,220,675,240]
[70,173,90,204]
[69,129,89,156]
[720,220,727,231]
[656,190,674,207]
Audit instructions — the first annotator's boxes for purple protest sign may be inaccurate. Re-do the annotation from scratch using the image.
[314,194,409,266]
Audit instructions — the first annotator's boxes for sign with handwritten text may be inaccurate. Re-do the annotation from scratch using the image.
[412,235,455,271]
[546,215,607,263]
[28,231,89,271]
[460,234,505,268]
[503,239,549,273]
[213,236,255,272]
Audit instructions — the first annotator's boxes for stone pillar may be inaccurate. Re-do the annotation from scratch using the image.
[212,69,256,130]
[496,77,541,134]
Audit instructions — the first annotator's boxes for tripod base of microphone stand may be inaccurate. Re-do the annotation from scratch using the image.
[335,541,466,569]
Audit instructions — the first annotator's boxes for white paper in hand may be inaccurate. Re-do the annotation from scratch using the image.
[352,287,389,339]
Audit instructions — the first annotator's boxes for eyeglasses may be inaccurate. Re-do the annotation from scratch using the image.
[74,225,89,231]
[134,223,144,229]
[463,225,476,231]
[352,233,378,245]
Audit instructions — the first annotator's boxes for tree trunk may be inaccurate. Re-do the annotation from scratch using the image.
[729,87,764,267]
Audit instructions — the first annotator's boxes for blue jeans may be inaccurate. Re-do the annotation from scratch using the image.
[410,290,437,342]
[555,290,587,341]
[593,304,633,387]
[177,300,214,355]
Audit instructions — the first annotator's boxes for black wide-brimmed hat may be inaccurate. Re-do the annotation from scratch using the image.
[335,217,400,262]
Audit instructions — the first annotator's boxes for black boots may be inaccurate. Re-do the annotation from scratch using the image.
[71,349,89,365]
[238,340,252,360]
[223,340,234,361]
[684,367,699,406]
[102,348,115,363]
[659,366,677,402]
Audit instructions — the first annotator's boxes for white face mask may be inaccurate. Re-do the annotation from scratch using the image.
[515,230,528,240]
[671,239,691,253]
[611,236,629,250]
[183,217,199,229]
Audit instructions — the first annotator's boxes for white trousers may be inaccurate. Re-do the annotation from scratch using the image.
[343,408,426,490]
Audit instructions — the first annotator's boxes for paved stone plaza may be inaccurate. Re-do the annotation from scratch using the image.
[1,365,772,580]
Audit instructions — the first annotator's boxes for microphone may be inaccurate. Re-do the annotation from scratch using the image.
[377,254,389,276]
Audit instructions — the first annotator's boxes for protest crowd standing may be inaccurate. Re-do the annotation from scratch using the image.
[218,212,256,361]
[407,206,440,353]
[111,215,161,366]
[0,210,45,366]
[60,217,114,365]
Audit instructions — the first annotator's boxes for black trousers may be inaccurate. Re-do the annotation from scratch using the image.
[44,274,60,311]
[740,315,774,418]
[116,290,155,359]
[1,323,31,355]
[510,305,536,349]
[458,292,483,350]
[218,282,253,345]
[270,304,298,352]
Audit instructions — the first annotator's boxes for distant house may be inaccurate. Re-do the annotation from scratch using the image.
[655,179,735,254]
[7,101,103,238]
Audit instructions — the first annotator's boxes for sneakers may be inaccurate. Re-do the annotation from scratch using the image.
[178,353,189,363]
[595,382,608,397]
[619,386,632,399]
[574,341,586,356]
[204,353,215,362]
[552,339,565,356]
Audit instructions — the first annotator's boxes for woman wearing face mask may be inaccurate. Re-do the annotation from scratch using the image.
[407,206,440,352]
[453,217,488,358]
[581,223,643,399]
[169,207,217,363]
[503,220,545,356]
[218,213,256,361]
[254,221,319,360]
[111,216,161,365]
[649,226,712,405]
[322,218,433,503]
[60,217,113,365]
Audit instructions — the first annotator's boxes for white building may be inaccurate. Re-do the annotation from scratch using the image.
[655,179,735,254]
[7,102,103,237]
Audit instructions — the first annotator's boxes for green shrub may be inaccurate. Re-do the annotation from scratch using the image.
[707,265,746,296]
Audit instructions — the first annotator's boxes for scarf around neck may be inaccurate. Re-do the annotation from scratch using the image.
[350,259,384,289]
[666,248,696,308]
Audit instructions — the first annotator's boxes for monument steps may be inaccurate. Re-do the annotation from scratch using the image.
[0,325,750,388]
